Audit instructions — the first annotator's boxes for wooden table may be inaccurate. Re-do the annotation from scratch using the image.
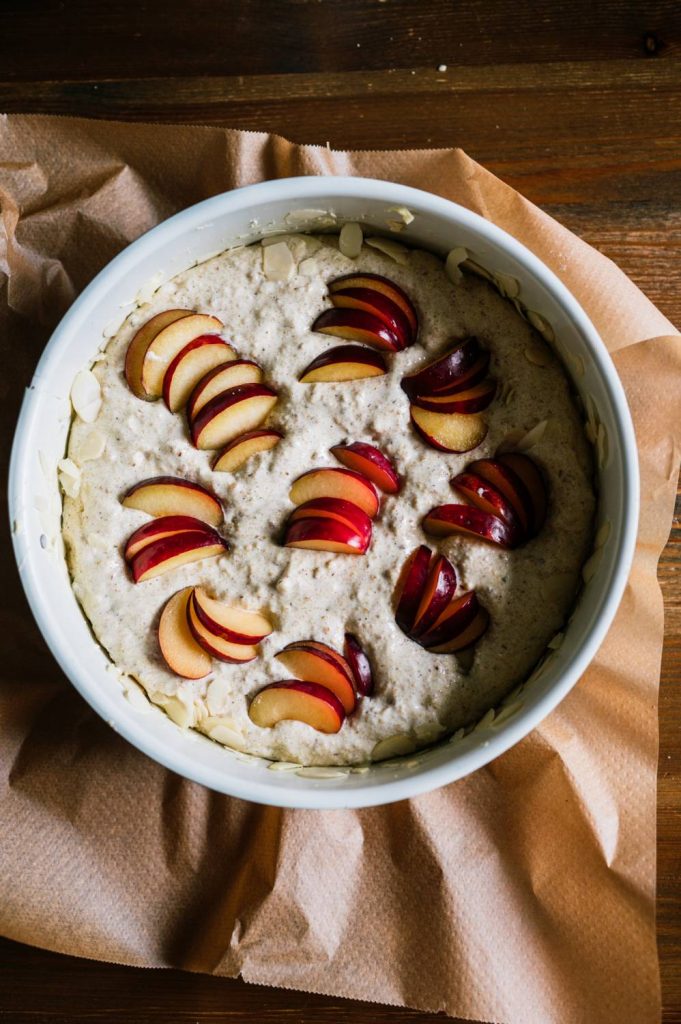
[1,1,680,1020]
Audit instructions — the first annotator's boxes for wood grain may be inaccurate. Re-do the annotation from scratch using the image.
[1,0,679,1021]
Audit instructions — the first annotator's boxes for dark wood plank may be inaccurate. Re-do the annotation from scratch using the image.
[0,935,458,1023]
[2,0,680,81]
[3,61,680,329]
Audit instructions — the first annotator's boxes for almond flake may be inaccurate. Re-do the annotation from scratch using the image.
[547,632,564,650]
[414,722,444,743]
[71,369,102,423]
[582,548,603,584]
[206,677,232,715]
[371,733,416,761]
[494,272,520,299]
[527,309,555,342]
[285,208,336,229]
[492,700,523,726]
[58,457,80,482]
[474,708,496,731]
[76,428,107,462]
[596,421,609,469]
[263,241,295,282]
[339,222,364,259]
[515,419,549,451]
[58,468,81,498]
[524,343,552,368]
[449,727,465,744]
[512,299,529,321]
[296,766,348,779]
[462,257,493,282]
[365,237,409,265]
[388,205,415,225]
[267,761,302,772]
[298,257,318,276]
[206,722,247,750]
[595,519,611,549]
[445,247,468,284]
[569,352,586,378]
[161,695,196,729]
[350,764,370,774]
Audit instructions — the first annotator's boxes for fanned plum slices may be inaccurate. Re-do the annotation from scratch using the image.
[402,336,495,455]
[343,633,374,697]
[129,529,227,583]
[122,476,223,526]
[302,272,418,380]
[330,442,400,494]
[162,336,237,412]
[249,632,375,734]
[138,313,224,400]
[442,451,548,546]
[394,546,488,655]
[299,345,387,383]
[190,383,278,450]
[187,359,263,421]
[158,587,212,679]
[249,681,346,734]
[328,272,418,339]
[213,429,283,473]
[275,642,356,713]
[289,468,379,519]
[312,308,403,353]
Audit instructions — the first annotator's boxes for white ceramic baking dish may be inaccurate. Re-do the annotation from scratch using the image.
[9,177,638,808]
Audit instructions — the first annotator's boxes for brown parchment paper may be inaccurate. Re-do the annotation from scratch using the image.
[1,115,680,1024]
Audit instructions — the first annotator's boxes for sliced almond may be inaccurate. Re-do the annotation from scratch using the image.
[71,369,102,423]
[388,205,415,225]
[515,419,549,451]
[492,700,523,726]
[524,343,553,368]
[285,208,336,229]
[527,309,555,342]
[205,720,247,750]
[596,421,609,469]
[474,708,496,731]
[494,272,520,299]
[582,547,603,584]
[350,764,370,774]
[267,761,302,772]
[76,428,107,463]
[338,222,363,259]
[445,246,468,284]
[547,632,564,650]
[462,257,494,282]
[386,220,406,233]
[595,519,612,549]
[569,352,586,378]
[263,241,295,282]
[161,695,196,729]
[365,237,410,265]
[296,766,349,779]
[206,677,232,716]
[371,733,417,761]
[58,458,81,498]
[449,727,465,744]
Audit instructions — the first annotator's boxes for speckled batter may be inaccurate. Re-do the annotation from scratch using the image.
[62,234,595,765]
